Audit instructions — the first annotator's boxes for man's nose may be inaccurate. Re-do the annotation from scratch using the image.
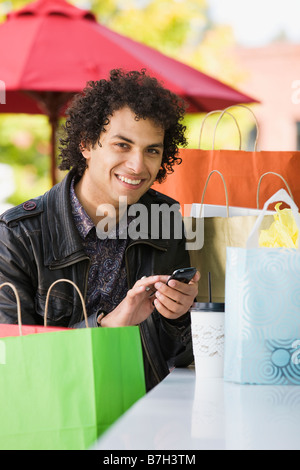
[126,149,146,173]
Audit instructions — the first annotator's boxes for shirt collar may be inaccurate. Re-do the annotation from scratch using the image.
[70,177,95,239]
[70,177,134,240]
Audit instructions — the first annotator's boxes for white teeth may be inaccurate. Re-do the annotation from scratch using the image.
[118,176,142,185]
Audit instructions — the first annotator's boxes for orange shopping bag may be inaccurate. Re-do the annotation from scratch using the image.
[152,105,300,210]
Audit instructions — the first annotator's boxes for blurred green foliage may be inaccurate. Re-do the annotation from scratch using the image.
[0,114,52,205]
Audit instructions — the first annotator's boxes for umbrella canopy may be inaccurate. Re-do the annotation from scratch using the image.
[0,0,257,185]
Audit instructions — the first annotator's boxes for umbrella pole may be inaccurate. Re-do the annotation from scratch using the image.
[49,116,57,187]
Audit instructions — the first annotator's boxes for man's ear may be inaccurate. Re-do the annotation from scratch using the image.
[79,141,91,159]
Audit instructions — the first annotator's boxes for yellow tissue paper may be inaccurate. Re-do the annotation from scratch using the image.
[259,203,299,248]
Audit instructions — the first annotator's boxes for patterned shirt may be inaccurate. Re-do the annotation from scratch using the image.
[70,178,130,317]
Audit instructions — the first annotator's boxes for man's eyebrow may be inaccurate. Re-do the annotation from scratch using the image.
[113,134,134,144]
[112,134,164,148]
[148,142,164,148]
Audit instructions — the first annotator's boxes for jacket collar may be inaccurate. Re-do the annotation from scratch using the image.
[42,170,87,267]
[42,171,169,267]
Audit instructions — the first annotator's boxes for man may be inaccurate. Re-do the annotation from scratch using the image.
[0,69,199,391]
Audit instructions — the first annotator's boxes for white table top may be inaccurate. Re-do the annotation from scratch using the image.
[92,366,300,450]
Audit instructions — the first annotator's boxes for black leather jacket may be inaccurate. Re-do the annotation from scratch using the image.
[0,170,193,390]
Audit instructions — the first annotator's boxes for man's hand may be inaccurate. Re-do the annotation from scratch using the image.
[99,275,162,327]
[99,271,200,327]
[153,271,200,320]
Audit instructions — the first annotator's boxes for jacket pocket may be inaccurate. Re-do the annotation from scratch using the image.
[35,290,74,327]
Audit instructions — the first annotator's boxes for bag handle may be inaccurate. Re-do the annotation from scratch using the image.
[256,172,294,209]
[214,104,259,151]
[198,109,242,149]
[44,279,89,328]
[0,282,22,336]
[199,170,229,217]
[246,188,300,249]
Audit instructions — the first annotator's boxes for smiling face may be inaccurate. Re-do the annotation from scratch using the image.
[75,106,164,223]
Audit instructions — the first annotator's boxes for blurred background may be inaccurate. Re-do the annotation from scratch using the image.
[1,0,300,208]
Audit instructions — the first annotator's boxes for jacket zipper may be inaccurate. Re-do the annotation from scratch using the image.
[139,322,161,384]
[125,239,168,287]
[125,240,168,384]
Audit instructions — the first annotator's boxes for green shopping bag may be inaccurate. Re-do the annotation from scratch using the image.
[0,280,146,450]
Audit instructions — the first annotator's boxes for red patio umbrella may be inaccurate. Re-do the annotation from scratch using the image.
[0,0,257,185]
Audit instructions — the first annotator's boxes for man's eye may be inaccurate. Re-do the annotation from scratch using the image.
[148,148,160,155]
[116,142,129,149]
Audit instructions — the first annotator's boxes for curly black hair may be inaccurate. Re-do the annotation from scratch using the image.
[58,69,187,182]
